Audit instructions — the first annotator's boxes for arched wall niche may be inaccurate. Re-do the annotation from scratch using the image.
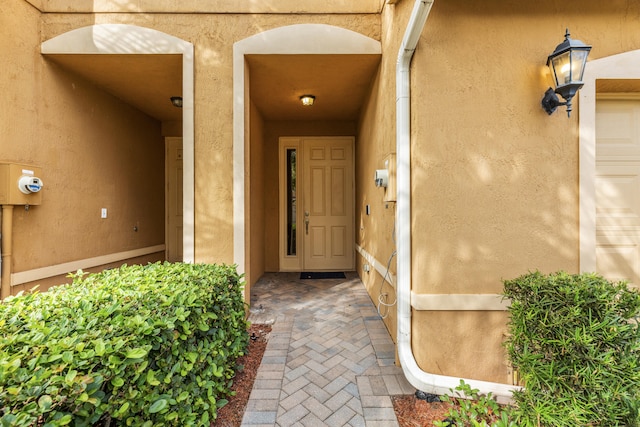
[42,24,195,262]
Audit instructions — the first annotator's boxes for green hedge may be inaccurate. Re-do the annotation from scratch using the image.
[503,271,640,426]
[0,262,249,426]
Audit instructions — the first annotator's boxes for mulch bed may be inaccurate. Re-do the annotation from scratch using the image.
[392,394,455,426]
[212,324,272,427]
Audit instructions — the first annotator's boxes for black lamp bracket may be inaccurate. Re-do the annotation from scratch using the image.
[542,87,572,117]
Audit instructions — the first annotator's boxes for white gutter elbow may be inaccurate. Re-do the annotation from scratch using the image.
[395,0,518,403]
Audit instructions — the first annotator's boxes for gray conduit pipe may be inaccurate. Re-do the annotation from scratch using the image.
[395,0,517,402]
[1,205,13,299]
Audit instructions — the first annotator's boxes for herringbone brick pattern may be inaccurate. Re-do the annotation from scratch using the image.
[241,273,414,427]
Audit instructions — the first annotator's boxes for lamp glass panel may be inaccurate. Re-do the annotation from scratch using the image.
[571,49,589,81]
[551,51,571,86]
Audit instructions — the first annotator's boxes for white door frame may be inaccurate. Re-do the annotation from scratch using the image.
[579,49,640,273]
[232,24,380,276]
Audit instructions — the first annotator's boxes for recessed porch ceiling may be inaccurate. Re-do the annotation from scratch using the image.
[45,54,183,122]
[43,53,381,123]
[247,54,381,121]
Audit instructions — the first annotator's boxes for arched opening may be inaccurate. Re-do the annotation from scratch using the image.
[41,24,195,263]
[233,24,381,287]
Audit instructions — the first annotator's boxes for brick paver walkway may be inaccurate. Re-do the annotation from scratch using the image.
[241,272,414,427]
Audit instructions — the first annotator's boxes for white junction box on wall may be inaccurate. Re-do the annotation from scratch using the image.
[0,162,43,205]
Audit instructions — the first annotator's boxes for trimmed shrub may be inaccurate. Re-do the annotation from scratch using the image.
[503,271,640,426]
[0,262,249,426]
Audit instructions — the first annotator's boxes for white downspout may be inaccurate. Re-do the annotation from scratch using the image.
[395,0,517,402]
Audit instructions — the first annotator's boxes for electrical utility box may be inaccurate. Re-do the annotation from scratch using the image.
[0,163,43,205]
[383,153,396,203]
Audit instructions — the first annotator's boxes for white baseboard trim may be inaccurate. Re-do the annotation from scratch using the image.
[11,244,166,286]
[355,244,508,311]
[355,244,396,289]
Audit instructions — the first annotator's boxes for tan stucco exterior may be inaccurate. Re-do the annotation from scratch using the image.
[4,0,640,387]
[402,0,640,381]
[2,0,167,293]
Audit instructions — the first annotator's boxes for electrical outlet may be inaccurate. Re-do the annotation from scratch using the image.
[101,208,107,219]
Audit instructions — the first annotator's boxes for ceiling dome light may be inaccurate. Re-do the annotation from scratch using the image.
[170,96,183,108]
[300,95,315,106]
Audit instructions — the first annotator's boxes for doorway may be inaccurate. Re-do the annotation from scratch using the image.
[279,137,355,271]
[233,24,381,282]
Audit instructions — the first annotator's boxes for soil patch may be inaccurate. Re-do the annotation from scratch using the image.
[392,394,454,426]
[212,324,271,427]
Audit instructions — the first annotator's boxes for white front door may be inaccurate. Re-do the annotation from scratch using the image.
[279,136,354,271]
[595,97,640,288]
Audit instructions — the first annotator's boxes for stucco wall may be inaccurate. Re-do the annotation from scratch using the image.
[1,0,42,172]
[410,0,640,295]
[354,0,640,385]
[355,59,398,339]
[27,0,384,14]
[247,100,265,294]
[407,0,640,383]
[8,63,165,291]
[3,0,165,296]
[1,0,42,293]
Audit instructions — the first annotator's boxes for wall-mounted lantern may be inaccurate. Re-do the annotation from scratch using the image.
[541,29,591,117]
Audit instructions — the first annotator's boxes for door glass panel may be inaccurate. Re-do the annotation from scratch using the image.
[286,149,297,256]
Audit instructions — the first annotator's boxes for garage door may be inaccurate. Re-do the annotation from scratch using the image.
[596,97,640,288]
